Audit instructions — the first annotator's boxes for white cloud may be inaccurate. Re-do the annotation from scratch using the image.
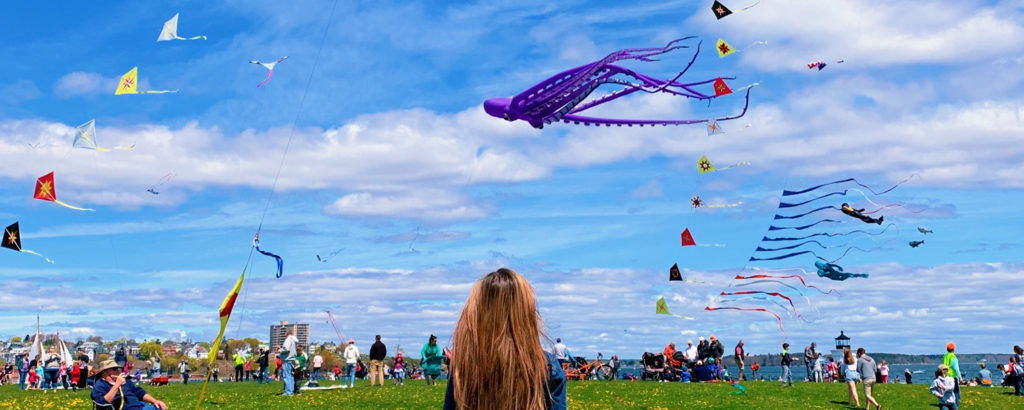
[54,72,119,98]
[692,0,1024,71]
[629,178,664,199]
[324,190,490,221]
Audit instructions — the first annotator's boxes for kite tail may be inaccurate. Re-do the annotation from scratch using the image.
[257,71,274,88]
[778,191,847,208]
[53,200,95,212]
[255,246,284,278]
[93,147,112,152]
[113,144,136,151]
[20,249,54,264]
[717,162,750,171]
[705,201,743,208]
[783,175,916,197]
[735,273,840,296]
[767,219,841,231]
[705,306,785,338]
[740,0,761,11]
[730,382,746,394]
[138,90,179,94]
[762,223,896,241]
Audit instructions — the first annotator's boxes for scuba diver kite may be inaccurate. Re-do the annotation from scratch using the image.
[840,203,883,225]
[814,261,868,281]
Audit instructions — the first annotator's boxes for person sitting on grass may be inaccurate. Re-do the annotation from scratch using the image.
[444,268,566,410]
[90,359,167,410]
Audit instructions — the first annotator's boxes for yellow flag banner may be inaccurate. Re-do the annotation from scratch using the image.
[195,269,245,410]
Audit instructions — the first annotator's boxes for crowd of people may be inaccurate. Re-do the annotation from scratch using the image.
[3,268,1021,410]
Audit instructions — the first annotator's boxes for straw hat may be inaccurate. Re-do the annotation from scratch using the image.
[938,364,949,371]
[92,359,121,377]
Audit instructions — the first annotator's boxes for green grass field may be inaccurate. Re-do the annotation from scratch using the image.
[0,379,1020,409]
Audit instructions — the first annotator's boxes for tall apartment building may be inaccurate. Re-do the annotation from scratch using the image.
[269,321,309,352]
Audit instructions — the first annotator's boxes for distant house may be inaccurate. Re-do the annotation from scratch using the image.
[161,345,179,357]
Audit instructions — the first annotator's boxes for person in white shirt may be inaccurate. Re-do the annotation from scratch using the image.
[684,340,698,366]
[552,338,568,369]
[312,353,324,382]
[930,364,956,410]
[280,330,298,395]
[343,339,360,388]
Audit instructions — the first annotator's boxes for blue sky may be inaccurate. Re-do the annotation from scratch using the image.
[2,0,1023,357]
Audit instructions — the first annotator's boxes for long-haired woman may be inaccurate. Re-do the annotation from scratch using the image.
[843,348,861,407]
[444,268,566,410]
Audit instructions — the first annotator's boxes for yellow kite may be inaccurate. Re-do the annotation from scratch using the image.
[115,67,178,95]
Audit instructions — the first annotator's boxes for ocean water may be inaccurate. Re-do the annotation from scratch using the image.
[620,362,1007,385]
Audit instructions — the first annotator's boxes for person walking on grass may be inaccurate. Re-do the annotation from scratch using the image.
[856,348,881,410]
[734,340,746,381]
[943,342,962,406]
[343,338,359,388]
[312,350,323,382]
[393,351,406,385]
[842,348,861,408]
[369,335,387,386]
[930,364,956,410]
[179,359,190,385]
[780,343,794,387]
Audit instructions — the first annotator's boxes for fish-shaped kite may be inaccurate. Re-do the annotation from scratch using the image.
[157,13,206,41]
[115,67,178,95]
[73,120,135,151]
[909,240,924,248]
[249,57,288,87]
[3,222,53,263]
[34,172,94,211]
[918,226,933,234]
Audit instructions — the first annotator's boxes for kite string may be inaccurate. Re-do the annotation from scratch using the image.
[232,0,339,338]
[255,0,339,234]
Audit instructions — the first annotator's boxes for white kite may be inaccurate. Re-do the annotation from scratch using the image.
[73,120,135,151]
[157,13,207,41]
[249,57,288,87]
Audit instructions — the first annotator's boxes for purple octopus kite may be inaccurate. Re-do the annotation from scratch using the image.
[483,37,753,129]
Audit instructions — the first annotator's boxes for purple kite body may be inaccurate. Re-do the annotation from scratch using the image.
[483,37,753,129]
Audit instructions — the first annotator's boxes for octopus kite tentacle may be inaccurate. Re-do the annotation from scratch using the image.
[484,37,753,129]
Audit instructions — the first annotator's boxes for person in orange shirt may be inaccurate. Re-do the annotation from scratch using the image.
[664,342,681,377]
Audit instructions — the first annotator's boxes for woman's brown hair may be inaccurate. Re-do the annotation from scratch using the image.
[843,347,855,365]
[450,268,549,410]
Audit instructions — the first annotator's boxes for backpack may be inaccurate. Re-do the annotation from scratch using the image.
[1014,362,1024,376]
